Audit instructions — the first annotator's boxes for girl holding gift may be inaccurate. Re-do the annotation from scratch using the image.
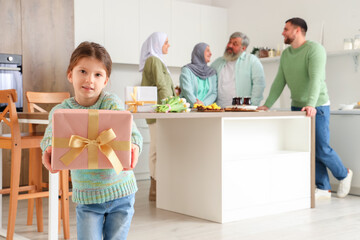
[140,32,175,201]
[179,42,218,107]
[41,41,143,240]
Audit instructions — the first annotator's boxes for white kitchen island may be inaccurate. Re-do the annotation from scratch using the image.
[133,111,315,223]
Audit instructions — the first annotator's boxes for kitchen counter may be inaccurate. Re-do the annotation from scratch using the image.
[329,112,360,195]
[142,111,315,223]
[331,110,360,115]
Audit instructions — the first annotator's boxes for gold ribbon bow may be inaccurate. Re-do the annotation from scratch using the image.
[53,110,130,174]
[125,87,156,113]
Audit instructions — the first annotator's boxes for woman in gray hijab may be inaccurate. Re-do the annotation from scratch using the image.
[179,42,217,107]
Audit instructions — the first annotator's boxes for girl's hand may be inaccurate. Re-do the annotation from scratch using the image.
[123,144,140,171]
[42,146,60,174]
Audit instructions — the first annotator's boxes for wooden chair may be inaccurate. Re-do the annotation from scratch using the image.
[26,91,71,239]
[0,89,45,240]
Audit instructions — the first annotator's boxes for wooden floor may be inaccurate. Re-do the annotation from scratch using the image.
[1,179,360,240]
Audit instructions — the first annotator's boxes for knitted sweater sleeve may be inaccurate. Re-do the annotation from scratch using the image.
[40,103,65,153]
[306,45,326,107]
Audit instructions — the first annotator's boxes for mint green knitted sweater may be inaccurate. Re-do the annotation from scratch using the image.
[264,41,329,108]
[40,91,143,204]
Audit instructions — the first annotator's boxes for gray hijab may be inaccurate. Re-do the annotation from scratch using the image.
[184,42,216,79]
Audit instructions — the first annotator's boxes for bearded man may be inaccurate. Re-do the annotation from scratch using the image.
[258,17,353,200]
[211,32,265,107]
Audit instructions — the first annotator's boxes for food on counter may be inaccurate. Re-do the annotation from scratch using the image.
[155,96,191,113]
[194,103,224,112]
[224,107,258,112]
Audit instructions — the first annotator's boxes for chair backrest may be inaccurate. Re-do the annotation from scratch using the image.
[0,89,21,145]
[26,91,70,113]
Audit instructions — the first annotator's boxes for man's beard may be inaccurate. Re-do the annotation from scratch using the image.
[223,48,241,62]
[284,35,294,44]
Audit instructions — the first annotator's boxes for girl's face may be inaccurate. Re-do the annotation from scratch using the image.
[204,46,212,63]
[162,38,170,54]
[67,57,109,107]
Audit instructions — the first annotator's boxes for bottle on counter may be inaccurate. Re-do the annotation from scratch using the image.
[343,38,353,50]
[353,35,360,49]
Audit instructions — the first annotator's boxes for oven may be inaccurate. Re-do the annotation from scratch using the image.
[0,53,23,112]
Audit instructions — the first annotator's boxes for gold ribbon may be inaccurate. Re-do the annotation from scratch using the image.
[52,109,130,174]
[125,87,156,113]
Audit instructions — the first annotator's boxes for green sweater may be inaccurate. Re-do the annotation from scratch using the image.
[141,56,175,124]
[40,91,143,204]
[264,41,329,108]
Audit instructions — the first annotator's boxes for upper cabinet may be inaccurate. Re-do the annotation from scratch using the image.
[170,1,202,67]
[74,0,104,46]
[74,0,227,67]
[200,5,228,66]
[104,0,139,64]
[170,2,228,67]
[139,0,173,65]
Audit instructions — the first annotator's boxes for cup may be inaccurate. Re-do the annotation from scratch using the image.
[232,97,243,105]
[243,97,252,105]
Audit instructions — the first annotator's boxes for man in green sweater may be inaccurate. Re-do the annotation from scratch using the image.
[258,17,353,199]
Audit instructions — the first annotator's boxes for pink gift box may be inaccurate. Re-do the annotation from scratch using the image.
[51,109,132,173]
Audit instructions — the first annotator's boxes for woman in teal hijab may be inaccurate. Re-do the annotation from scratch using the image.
[179,42,217,107]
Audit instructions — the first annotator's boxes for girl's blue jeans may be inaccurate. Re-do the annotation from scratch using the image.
[291,106,347,190]
[76,193,135,240]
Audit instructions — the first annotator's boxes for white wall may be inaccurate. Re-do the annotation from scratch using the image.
[212,0,360,109]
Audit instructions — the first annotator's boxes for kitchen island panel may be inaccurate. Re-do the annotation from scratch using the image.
[157,118,223,223]
[156,114,313,223]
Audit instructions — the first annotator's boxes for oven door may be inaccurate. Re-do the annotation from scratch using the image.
[0,54,23,111]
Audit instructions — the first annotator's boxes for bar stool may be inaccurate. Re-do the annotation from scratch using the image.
[26,91,71,239]
[0,89,45,240]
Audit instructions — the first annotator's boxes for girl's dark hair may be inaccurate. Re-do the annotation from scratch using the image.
[67,41,112,77]
[286,17,308,35]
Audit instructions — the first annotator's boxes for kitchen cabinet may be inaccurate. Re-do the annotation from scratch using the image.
[170,1,228,67]
[0,0,22,55]
[170,1,202,67]
[199,5,228,65]
[131,112,314,223]
[139,0,173,64]
[104,0,139,64]
[74,0,227,66]
[74,0,104,46]
[329,111,360,195]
